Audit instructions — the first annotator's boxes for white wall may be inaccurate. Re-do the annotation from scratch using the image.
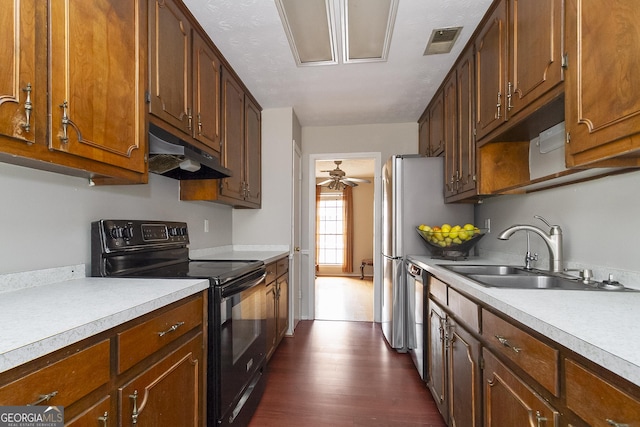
[0,162,232,275]
[300,122,418,320]
[475,169,640,282]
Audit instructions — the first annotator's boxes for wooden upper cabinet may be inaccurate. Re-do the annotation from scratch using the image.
[475,0,507,140]
[456,48,476,196]
[443,72,458,199]
[429,91,445,157]
[565,0,640,167]
[476,0,564,142]
[192,31,221,154]
[244,97,262,207]
[148,0,192,135]
[49,0,146,174]
[0,0,37,146]
[417,110,430,156]
[508,0,564,117]
[220,69,245,202]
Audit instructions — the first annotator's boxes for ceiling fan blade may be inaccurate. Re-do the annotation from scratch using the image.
[317,179,332,185]
[344,177,371,183]
[343,180,358,187]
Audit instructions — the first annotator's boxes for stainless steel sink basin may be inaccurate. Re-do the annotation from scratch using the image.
[442,264,531,275]
[466,274,587,290]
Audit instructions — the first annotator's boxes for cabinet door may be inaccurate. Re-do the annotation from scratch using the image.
[0,0,37,145]
[220,69,245,201]
[443,72,458,199]
[49,0,145,173]
[148,0,192,135]
[244,97,262,207]
[192,31,221,153]
[483,348,559,427]
[65,395,111,427]
[418,112,430,156]
[428,91,445,157]
[475,0,507,140]
[265,282,277,360]
[448,322,481,427]
[508,0,564,117]
[276,274,289,343]
[456,48,476,196]
[565,0,640,167]
[119,333,203,427]
[426,299,448,423]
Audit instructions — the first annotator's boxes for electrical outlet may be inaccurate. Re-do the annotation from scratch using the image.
[204,219,209,233]
[484,218,491,233]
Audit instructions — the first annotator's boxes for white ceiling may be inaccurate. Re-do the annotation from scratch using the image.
[182,0,494,127]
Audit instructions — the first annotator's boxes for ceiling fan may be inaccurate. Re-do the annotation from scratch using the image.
[319,161,371,190]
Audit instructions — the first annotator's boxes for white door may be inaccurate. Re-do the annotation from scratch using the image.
[290,142,302,332]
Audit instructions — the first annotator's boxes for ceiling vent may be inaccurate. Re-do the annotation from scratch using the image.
[424,27,462,55]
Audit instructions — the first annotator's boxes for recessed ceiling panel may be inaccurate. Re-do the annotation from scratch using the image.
[276,0,338,66]
[343,0,397,63]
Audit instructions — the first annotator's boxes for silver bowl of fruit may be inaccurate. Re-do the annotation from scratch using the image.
[416,223,487,259]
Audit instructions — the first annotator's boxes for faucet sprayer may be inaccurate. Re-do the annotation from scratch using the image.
[498,215,563,273]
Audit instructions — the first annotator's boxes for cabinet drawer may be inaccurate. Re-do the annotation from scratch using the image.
[448,288,479,333]
[117,296,203,373]
[0,339,110,407]
[482,309,559,396]
[565,358,640,426]
[429,277,447,304]
[266,261,277,284]
[276,256,288,277]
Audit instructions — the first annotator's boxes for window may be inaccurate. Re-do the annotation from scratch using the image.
[317,194,344,264]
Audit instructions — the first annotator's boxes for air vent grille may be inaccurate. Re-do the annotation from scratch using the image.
[424,27,462,55]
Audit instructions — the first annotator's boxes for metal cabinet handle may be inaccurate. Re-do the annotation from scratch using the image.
[495,335,521,353]
[22,83,33,132]
[496,91,502,119]
[507,82,513,111]
[129,390,139,425]
[187,108,193,131]
[158,321,185,337]
[28,390,58,406]
[535,411,547,427]
[197,112,202,135]
[98,412,109,427]
[606,420,629,427]
[60,101,70,143]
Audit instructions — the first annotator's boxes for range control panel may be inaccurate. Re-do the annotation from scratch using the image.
[92,219,189,252]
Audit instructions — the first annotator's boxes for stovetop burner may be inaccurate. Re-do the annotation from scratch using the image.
[91,220,264,285]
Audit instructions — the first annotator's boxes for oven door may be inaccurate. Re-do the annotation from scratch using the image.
[213,268,267,426]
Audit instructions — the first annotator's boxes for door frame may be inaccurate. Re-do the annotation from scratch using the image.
[307,152,382,322]
[289,141,302,334]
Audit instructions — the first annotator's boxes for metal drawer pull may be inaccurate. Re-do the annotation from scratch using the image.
[494,335,521,353]
[606,420,629,427]
[98,412,109,427]
[22,83,33,133]
[28,390,58,406]
[536,411,547,427]
[158,321,185,337]
[129,390,139,425]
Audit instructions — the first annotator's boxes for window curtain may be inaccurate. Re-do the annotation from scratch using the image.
[315,185,321,272]
[342,185,354,273]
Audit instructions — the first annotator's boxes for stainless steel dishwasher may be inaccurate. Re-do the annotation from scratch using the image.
[406,259,426,381]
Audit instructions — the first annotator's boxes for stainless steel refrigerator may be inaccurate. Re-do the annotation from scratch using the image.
[381,155,473,351]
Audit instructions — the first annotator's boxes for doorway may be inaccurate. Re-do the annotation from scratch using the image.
[311,155,379,322]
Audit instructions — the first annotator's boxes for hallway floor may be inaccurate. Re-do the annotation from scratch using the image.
[248,320,446,427]
[315,276,374,322]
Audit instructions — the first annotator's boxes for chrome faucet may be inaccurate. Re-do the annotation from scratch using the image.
[498,215,563,273]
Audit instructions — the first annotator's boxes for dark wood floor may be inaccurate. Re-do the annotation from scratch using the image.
[248,320,447,427]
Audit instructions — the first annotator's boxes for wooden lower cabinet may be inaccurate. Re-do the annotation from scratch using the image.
[0,293,206,427]
[483,348,559,427]
[427,298,448,422]
[119,333,203,427]
[266,256,289,361]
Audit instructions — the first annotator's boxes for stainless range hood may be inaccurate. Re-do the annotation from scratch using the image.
[148,123,232,180]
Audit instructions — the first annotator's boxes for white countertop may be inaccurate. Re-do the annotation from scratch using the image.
[408,255,640,388]
[0,277,209,373]
[190,247,289,265]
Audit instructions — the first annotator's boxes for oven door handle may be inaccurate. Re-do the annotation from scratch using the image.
[221,271,267,298]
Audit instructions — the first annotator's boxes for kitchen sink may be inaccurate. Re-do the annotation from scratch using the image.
[440,264,639,291]
[442,264,531,275]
